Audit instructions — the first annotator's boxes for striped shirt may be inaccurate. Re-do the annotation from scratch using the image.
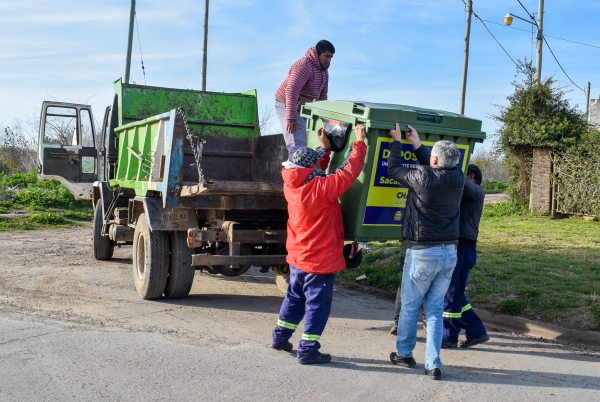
[275,46,329,120]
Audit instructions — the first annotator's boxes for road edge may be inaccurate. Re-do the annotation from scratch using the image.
[477,309,600,347]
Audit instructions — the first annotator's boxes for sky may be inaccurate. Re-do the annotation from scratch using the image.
[1,0,599,149]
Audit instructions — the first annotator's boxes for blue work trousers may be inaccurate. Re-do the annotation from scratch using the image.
[272,265,335,363]
[442,246,487,343]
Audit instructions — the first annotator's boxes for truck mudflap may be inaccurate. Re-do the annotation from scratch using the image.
[191,254,287,266]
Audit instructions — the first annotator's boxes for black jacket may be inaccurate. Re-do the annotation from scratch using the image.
[387,141,464,245]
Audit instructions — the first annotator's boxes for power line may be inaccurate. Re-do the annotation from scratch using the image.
[473,12,518,66]
[134,11,146,85]
[482,18,600,49]
[543,36,586,93]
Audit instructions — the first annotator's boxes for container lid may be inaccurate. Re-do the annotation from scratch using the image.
[302,100,485,139]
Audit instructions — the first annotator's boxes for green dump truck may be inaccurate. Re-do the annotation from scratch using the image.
[37,79,291,299]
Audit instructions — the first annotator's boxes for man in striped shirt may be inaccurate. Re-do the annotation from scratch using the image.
[275,40,335,158]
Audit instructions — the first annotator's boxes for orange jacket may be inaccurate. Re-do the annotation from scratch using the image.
[282,141,367,274]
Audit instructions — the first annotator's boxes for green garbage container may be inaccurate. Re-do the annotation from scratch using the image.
[301,101,486,243]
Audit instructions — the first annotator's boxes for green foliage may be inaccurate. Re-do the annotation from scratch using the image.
[491,60,587,204]
[482,201,529,218]
[480,181,507,194]
[553,128,600,216]
[0,170,93,231]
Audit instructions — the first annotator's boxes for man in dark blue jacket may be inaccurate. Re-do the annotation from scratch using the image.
[441,164,489,349]
[387,124,463,380]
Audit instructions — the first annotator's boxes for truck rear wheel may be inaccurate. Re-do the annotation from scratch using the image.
[132,213,169,300]
[273,265,290,294]
[93,202,114,260]
[164,231,196,298]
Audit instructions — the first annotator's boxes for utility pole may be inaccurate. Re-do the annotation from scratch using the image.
[535,0,544,84]
[459,0,473,115]
[201,0,210,91]
[124,0,136,84]
[586,82,591,122]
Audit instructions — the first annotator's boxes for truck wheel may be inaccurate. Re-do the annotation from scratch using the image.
[132,213,169,300]
[164,231,196,298]
[93,202,114,260]
[273,265,290,294]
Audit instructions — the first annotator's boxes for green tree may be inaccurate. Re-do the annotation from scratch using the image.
[491,60,587,204]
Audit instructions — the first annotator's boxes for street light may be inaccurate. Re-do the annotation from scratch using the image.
[504,0,545,84]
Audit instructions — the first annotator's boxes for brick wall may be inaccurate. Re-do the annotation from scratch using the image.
[530,148,552,214]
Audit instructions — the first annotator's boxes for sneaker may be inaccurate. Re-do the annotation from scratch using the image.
[425,367,442,380]
[390,325,398,336]
[459,333,490,349]
[441,341,458,349]
[271,341,293,352]
[389,352,416,368]
[299,352,331,365]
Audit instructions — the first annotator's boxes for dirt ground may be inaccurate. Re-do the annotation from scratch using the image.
[1,226,600,401]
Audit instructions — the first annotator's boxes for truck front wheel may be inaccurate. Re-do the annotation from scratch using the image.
[132,213,169,300]
[93,202,114,260]
[164,231,196,298]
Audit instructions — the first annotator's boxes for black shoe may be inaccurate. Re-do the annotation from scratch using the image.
[389,352,416,368]
[425,367,442,380]
[422,319,427,333]
[459,333,490,349]
[441,341,458,349]
[271,341,293,352]
[299,352,331,365]
[390,325,398,336]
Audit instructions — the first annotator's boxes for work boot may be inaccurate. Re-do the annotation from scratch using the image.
[271,341,293,352]
[390,325,398,336]
[441,341,457,349]
[459,333,490,348]
[425,367,442,380]
[389,352,416,368]
[299,352,331,365]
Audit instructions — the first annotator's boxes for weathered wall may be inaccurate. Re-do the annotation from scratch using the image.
[530,147,552,215]
[590,98,600,129]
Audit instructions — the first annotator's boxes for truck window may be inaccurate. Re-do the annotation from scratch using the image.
[80,109,95,148]
[44,106,77,145]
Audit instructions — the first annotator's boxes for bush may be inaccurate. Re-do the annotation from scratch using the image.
[28,212,69,225]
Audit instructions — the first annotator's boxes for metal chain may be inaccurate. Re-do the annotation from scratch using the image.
[177,108,206,183]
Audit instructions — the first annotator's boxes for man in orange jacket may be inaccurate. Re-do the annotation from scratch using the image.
[271,124,367,364]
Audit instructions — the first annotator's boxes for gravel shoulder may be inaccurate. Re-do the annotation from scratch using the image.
[1,227,599,401]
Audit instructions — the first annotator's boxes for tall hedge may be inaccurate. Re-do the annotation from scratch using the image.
[491,61,587,204]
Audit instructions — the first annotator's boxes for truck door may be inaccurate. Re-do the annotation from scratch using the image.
[37,101,98,200]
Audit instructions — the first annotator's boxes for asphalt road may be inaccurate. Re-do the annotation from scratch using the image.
[1,227,599,401]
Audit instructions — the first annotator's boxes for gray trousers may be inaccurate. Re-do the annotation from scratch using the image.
[275,100,307,159]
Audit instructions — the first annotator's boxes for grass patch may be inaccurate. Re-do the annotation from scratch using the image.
[0,170,92,231]
[338,202,600,331]
[480,181,508,194]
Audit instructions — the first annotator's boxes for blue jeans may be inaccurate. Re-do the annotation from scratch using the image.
[275,100,307,158]
[396,245,457,370]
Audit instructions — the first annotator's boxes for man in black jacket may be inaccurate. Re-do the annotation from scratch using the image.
[387,123,464,381]
[441,164,489,349]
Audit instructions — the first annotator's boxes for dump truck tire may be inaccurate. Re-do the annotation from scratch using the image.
[164,231,195,298]
[93,202,114,260]
[132,214,169,300]
[273,265,290,294]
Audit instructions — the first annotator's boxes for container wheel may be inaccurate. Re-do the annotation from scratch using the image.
[343,243,363,269]
[273,265,290,294]
[132,213,169,300]
[93,202,114,260]
[164,231,196,299]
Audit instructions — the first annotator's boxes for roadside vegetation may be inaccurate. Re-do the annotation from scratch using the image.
[0,170,93,231]
[338,202,600,332]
